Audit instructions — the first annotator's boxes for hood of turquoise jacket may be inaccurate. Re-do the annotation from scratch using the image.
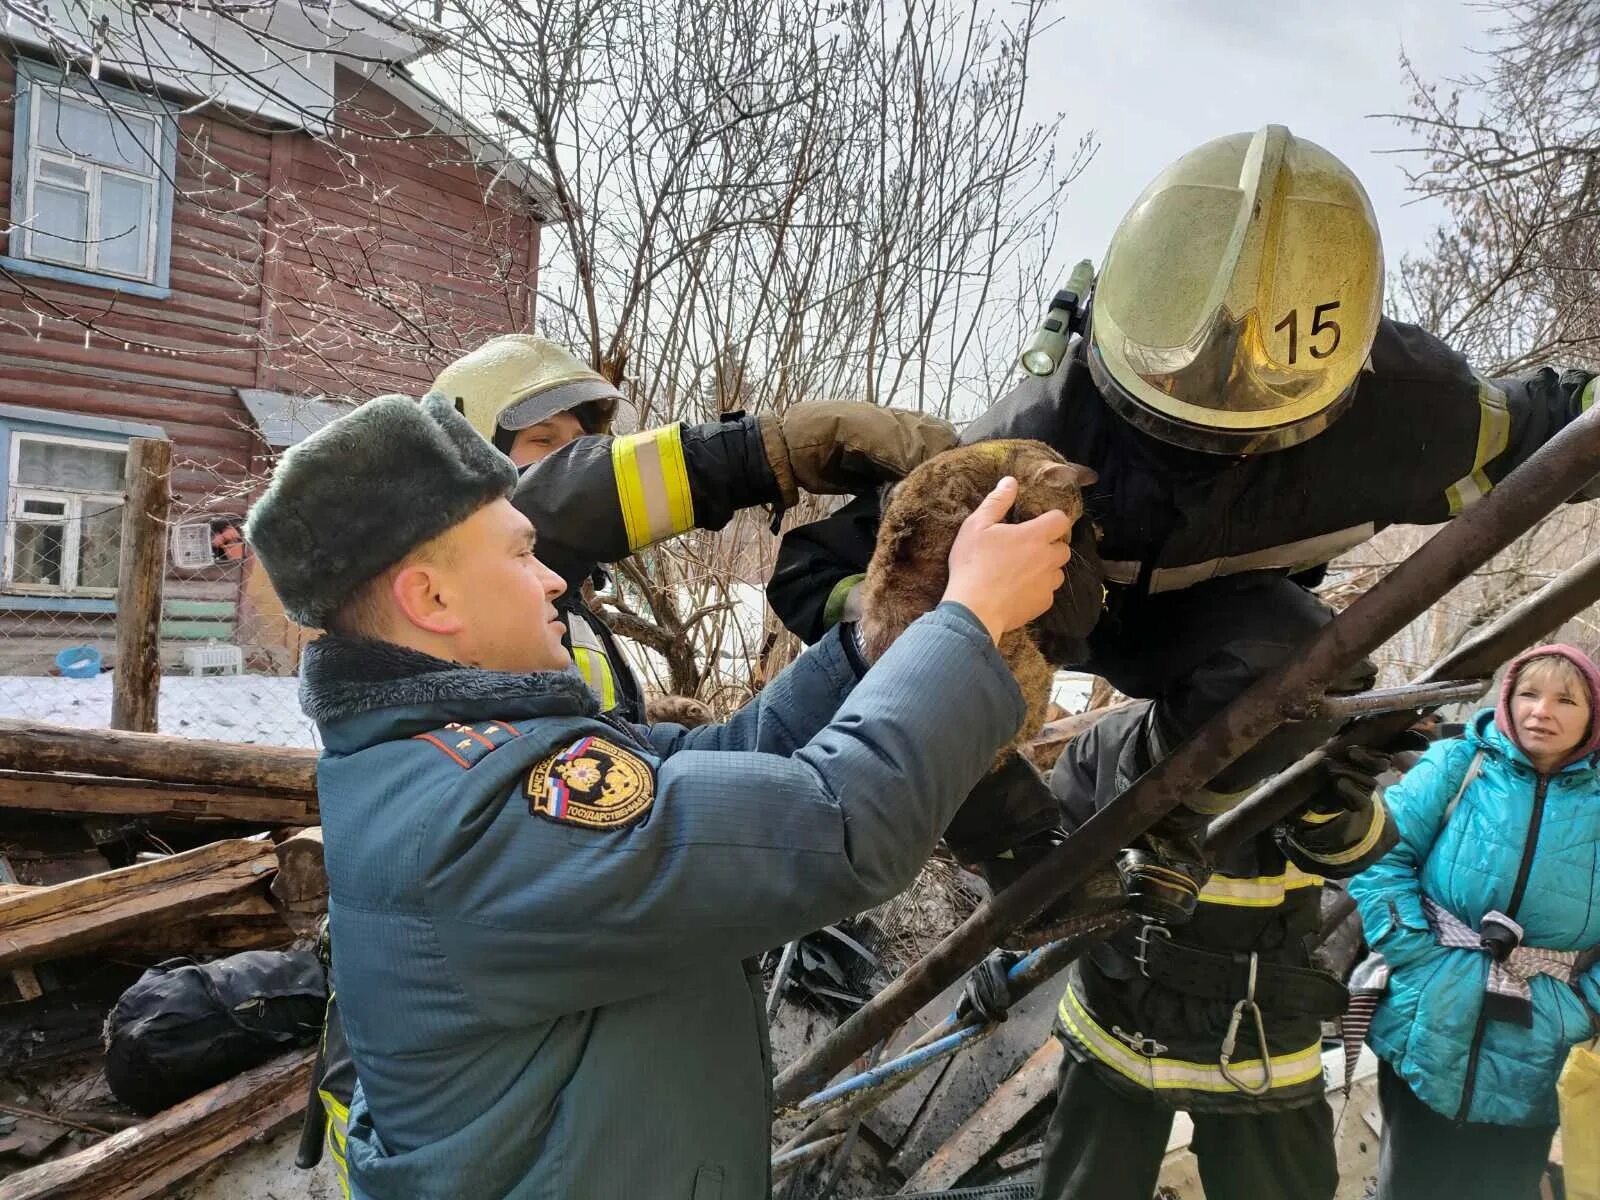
[1494,643,1600,768]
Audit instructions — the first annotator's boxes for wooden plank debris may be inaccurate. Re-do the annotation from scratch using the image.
[0,773,315,826]
[901,1036,1063,1193]
[110,893,297,958]
[269,827,326,914]
[0,840,276,971]
[0,1048,313,1200]
[0,720,316,797]
[887,977,1061,1179]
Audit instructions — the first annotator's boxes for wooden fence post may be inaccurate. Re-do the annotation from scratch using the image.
[110,438,172,733]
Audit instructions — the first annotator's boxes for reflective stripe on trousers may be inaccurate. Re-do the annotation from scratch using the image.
[321,1089,352,1200]
[1057,983,1324,1096]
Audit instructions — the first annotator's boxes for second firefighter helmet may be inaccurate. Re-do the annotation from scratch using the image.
[1088,124,1384,455]
[431,335,624,447]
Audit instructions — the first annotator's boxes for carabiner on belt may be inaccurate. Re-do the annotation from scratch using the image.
[1218,951,1273,1097]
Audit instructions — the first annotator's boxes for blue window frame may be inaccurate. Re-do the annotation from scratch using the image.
[0,405,165,606]
[2,59,178,299]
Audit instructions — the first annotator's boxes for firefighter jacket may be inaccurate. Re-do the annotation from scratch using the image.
[768,318,1600,644]
[1045,703,1393,1112]
[508,413,783,722]
[514,414,783,593]
[300,603,1024,1200]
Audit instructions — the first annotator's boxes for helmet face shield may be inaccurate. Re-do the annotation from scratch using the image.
[496,379,622,431]
[1089,125,1383,454]
[431,335,624,442]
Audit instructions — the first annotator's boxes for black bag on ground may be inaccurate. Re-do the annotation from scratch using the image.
[103,950,327,1114]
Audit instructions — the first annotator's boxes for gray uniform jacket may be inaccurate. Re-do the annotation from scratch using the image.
[299,604,1024,1200]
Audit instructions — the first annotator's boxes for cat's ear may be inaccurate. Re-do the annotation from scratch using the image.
[1031,461,1098,489]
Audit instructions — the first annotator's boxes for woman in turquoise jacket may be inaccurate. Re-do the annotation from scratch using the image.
[1351,644,1600,1200]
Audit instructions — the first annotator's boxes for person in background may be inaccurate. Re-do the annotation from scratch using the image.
[1351,644,1600,1199]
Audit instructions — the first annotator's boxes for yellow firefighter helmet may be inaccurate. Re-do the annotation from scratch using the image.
[1088,125,1384,454]
[431,335,623,444]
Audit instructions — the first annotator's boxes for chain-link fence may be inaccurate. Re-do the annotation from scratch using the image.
[0,492,317,749]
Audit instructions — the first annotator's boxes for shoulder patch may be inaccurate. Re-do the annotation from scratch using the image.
[526,735,655,830]
[413,721,525,768]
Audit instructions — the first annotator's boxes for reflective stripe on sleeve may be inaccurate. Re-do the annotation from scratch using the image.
[1056,984,1324,1094]
[1145,523,1376,595]
[1197,862,1325,908]
[1183,784,1253,816]
[1583,377,1598,412]
[613,426,695,551]
[1288,791,1389,867]
[822,573,867,628]
[1445,378,1512,515]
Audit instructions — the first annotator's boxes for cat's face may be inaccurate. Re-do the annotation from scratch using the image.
[992,441,1096,526]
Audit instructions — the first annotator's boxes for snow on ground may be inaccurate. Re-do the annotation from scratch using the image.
[0,586,1100,753]
[0,672,319,748]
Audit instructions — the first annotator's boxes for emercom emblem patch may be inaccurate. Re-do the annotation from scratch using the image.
[526,735,655,830]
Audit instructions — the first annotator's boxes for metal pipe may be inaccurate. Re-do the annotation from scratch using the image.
[796,1024,990,1116]
[1303,679,1487,721]
[770,1132,849,1178]
[1208,541,1600,853]
[780,922,1126,1129]
[774,407,1600,1107]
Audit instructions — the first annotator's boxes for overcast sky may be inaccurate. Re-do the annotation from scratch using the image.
[1028,0,1500,282]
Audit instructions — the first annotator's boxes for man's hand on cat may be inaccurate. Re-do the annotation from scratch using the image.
[943,476,1073,644]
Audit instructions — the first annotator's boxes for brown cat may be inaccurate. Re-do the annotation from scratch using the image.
[858,440,1097,763]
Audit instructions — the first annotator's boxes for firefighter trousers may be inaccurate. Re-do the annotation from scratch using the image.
[1035,1049,1338,1200]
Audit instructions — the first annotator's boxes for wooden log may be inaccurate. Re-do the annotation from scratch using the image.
[111,438,173,734]
[0,1048,314,1200]
[0,771,316,825]
[901,1036,1063,1193]
[0,720,316,796]
[270,827,326,912]
[0,840,277,971]
[112,893,297,957]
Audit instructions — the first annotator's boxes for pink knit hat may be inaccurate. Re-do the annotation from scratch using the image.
[1495,643,1600,766]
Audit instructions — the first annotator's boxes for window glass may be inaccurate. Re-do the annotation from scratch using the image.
[37,90,154,171]
[98,175,153,277]
[12,518,65,587]
[77,500,123,589]
[17,439,127,491]
[30,183,90,267]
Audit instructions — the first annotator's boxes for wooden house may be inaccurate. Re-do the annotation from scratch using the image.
[0,0,551,672]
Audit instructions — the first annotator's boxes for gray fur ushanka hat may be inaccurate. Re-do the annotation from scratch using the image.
[244,394,517,628]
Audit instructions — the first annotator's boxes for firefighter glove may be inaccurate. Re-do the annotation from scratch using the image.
[1301,745,1389,819]
[761,401,958,507]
